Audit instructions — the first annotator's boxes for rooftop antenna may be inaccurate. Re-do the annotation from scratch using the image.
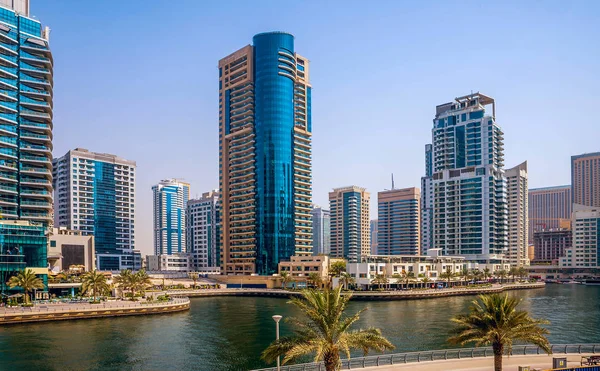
[391,173,395,190]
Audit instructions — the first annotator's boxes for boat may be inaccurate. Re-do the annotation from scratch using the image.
[583,278,600,286]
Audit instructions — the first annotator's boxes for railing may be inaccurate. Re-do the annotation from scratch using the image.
[252,344,600,371]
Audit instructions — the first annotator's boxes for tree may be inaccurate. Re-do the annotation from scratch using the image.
[421,276,431,289]
[458,268,471,286]
[448,293,551,371]
[261,287,394,371]
[7,269,44,305]
[188,272,199,289]
[113,269,133,299]
[496,270,508,284]
[439,267,455,287]
[370,274,388,290]
[483,268,492,281]
[401,271,415,289]
[339,272,354,290]
[471,269,482,282]
[81,270,110,302]
[508,267,518,283]
[308,272,322,289]
[517,267,528,281]
[133,270,152,297]
[280,271,291,289]
[329,260,346,278]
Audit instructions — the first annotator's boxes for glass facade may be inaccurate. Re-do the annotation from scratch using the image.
[219,32,312,275]
[0,4,52,290]
[53,149,136,271]
[153,179,189,256]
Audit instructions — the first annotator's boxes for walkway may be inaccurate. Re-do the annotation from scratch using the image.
[0,298,190,325]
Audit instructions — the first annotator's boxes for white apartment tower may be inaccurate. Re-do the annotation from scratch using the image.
[329,186,370,262]
[53,148,136,271]
[506,161,529,266]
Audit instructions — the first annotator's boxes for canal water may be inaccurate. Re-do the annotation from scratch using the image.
[0,284,598,371]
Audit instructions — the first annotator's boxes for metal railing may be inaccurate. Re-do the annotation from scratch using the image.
[252,344,600,371]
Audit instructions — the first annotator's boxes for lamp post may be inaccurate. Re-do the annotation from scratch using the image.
[272,315,283,371]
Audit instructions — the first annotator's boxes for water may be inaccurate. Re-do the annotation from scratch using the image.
[0,285,599,371]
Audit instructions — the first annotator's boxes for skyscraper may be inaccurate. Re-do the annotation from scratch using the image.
[505,161,529,266]
[428,93,507,262]
[53,148,136,271]
[152,179,190,256]
[420,144,434,255]
[377,187,421,255]
[571,152,600,208]
[0,0,53,291]
[329,186,370,262]
[370,219,378,254]
[560,204,600,270]
[218,32,312,275]
[528,185,572,243]
[187,190,220,269]
[311,206,330,255]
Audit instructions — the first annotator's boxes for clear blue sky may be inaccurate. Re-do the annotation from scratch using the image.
[35,1,600,256]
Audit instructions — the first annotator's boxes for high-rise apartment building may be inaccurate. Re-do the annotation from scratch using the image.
[329,186,370,262]
[528,185,572,244]
[218,32,312,275]
[428,93,507,262]
[533,229,571,263]
[421,144,434,254]
[0,1,53,290]
[311,206,330,255]
[560,204,600,270]
[370,219,378,254]
[505,162,529,266]
[152,179,190,256]
[571,152,600,208]
[53,149,136,271]
[377,187,421,255]
[187,190,220,269]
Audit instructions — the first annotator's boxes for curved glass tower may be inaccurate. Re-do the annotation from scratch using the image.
[219,32,312,275]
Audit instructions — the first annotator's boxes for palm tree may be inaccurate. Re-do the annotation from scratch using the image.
[113,269,133,299]
[308,272,322,289]
[507,267,517,283]
[458,268,470,286]
[496,269,508,284]
[339,272,354,290]
[7,269,44,305]
[483,268,492,281]
[449,293,551,371]
[81,270,110,302]
[188,272,199,289]
[280,271,291,289]
[133,269,152,298]
[421,276,431,289]
[471,269,482,282]
[371,274,388,290]
[439,267,454,287]
[517,267,528,281]
[262,287,394,370]
[401,270,415,289]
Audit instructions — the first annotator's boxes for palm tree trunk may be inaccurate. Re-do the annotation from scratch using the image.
[493,342,503,371]
[323,350,340,371]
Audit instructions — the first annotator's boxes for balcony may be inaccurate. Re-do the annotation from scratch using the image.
[20,154,50,164]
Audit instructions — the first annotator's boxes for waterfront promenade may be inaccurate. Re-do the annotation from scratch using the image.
[166,282,545,300]
[0,298,190,325]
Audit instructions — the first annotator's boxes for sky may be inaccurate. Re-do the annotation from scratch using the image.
[33,0,600,256]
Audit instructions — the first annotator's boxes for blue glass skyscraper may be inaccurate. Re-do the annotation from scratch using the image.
[219,32,312,275]
[0,1,53,292]
[153,179,190,255]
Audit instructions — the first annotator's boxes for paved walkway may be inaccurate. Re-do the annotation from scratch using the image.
[364,354,590,371]
[0,298,189,315]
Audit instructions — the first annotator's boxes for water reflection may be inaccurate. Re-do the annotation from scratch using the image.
[0,285,597,370]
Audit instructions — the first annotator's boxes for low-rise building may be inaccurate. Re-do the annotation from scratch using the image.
[146,253,192,272]
[48,228,95,274]
[532,229,572,264]
[278,255,331,280]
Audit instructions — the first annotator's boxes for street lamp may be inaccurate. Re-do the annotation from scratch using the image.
[272,315,283,371]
